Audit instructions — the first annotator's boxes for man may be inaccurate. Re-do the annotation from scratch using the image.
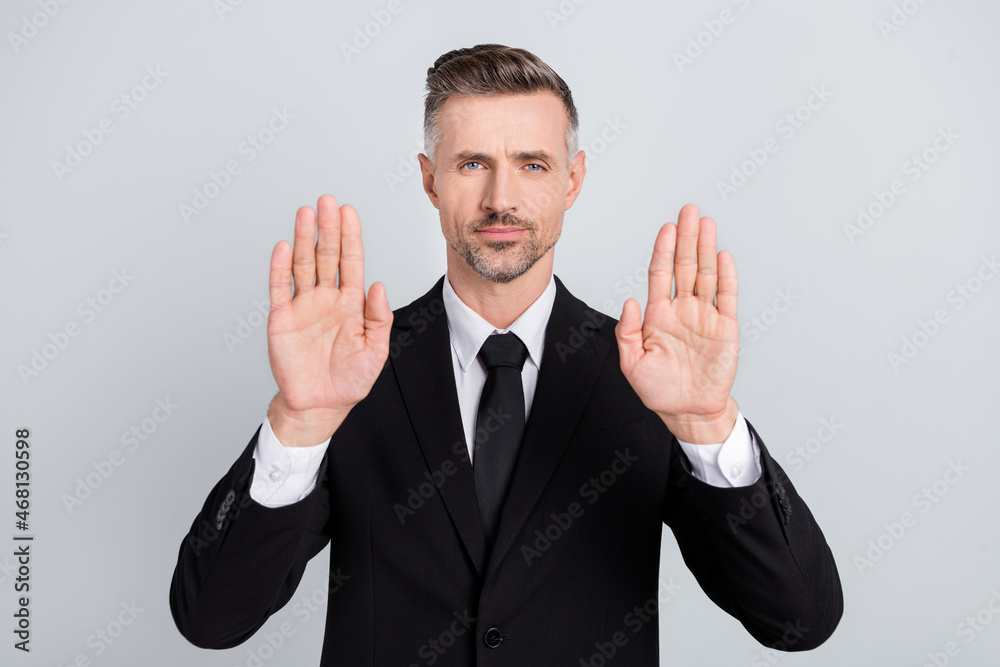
[170,44,842,665]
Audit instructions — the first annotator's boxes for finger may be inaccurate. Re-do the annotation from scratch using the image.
[338,204,365,290]
[694,216,718,304]
[291,205,317,295]
[364,281,393,357]
[614,298,644,373]
[315,194,341,288]
[673,203,700,297]
[647,223,676,304]
[269,240,293,310]
[717,250,738,319]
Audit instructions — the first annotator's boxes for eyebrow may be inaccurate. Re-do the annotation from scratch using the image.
[453,151,491,163]
[515,150,554,162]
[452,150,555,163]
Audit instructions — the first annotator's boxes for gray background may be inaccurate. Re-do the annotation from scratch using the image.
[2,0,998,665]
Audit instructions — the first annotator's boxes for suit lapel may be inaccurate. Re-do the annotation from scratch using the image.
[390,275,612,581]
[484,276,610,580]
[389,277,488,577]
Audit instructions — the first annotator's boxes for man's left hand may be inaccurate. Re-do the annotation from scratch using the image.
[615,203,740,444]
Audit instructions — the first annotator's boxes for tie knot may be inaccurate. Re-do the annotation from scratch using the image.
[478,333,528,371]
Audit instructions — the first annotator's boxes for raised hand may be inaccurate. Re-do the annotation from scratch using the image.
[614,204,740,444]
[266,195,392,446]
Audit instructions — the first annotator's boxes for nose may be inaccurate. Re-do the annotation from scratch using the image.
[481,167,518,217]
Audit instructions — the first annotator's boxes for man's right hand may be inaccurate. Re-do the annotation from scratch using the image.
[266,194,392,447]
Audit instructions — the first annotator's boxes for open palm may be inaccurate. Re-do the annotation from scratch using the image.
[615,204,739,442]
[267,195,392,439]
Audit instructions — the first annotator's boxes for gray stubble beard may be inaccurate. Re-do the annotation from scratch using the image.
[452,213,559,284]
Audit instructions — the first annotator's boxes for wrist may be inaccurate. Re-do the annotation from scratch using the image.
[267,394,349,447]
[658,397,739,444]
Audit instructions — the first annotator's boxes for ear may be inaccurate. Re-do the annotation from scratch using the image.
[418,153,440,209]
[564,149,586,211]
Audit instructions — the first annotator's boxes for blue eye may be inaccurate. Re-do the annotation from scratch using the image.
[525,164,544,172]
[462,162,483,170]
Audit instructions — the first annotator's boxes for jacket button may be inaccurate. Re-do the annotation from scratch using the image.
[483,627,504,649]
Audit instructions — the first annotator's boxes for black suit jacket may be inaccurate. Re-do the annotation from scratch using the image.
[170,275,843,665]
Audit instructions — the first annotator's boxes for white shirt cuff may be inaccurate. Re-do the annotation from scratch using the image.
[249,416,331,508]
[675,411,761,487]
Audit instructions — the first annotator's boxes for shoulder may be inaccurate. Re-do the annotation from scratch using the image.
[551,274,620,348]
[390,275,447,327]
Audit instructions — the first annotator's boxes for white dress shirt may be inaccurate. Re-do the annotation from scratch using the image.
[250,274,761,507]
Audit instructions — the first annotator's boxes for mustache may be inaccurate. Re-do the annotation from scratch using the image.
[470,212,536,232]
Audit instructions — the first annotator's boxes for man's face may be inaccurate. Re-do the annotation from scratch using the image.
[419,92,585,284]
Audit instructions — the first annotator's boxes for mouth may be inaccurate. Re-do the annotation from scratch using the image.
[476,226,525,241]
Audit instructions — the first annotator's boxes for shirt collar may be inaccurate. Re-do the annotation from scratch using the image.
[441,272,556,373]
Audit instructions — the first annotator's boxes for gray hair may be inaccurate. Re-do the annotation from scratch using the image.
[423,44,579,166]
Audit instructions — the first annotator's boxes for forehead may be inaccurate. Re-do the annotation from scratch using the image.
[436,92,568,155]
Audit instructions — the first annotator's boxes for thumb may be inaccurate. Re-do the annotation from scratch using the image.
[615,298,644,372]
[364,281,393,354]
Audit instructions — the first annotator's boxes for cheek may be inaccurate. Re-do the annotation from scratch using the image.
[440,210,470,242]
[439,178,482,212]
[526,181,565,219]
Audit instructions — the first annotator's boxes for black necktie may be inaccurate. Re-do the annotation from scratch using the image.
[474,332,528,548]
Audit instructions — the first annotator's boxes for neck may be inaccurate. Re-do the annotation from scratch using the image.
[446,250,554,330]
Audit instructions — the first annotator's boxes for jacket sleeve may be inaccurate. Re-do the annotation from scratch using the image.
[169,424,331,648]
[662,419,843,651]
